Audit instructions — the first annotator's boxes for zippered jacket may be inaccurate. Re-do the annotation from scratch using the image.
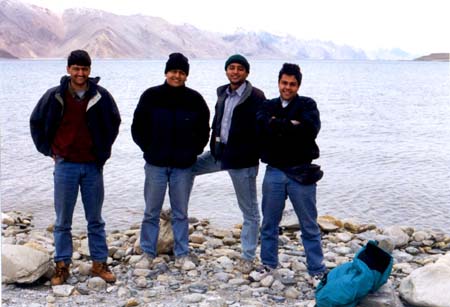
[210,81,265,169]
[131,82,210,168]
[30,76,121,166]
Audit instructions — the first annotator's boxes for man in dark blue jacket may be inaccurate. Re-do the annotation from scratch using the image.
[192,54,266,273]
[131,53,210,268]
[257,63,326,281]
[30,50,121,285]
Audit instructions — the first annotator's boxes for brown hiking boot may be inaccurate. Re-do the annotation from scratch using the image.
[91,261,116,283]
[51,261,70,286]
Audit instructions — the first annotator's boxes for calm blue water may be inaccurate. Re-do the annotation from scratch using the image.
[1,59,449,233]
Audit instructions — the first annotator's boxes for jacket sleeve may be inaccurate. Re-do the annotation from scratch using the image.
[131,91,151,152]
[256,99,277,136]
[261,97,320,139]
[105,91,121,145]
[29,89,53,157]
[196,95,211,154]
[289,97,321,139]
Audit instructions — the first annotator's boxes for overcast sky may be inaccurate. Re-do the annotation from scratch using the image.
[23,0,449,55]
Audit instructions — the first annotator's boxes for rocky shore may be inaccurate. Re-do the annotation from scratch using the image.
[2,210,450,307]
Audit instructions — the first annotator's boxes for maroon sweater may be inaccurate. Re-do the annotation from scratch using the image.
[51,91,96,162]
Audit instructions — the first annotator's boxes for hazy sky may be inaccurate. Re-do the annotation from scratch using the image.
[23,0,449,55]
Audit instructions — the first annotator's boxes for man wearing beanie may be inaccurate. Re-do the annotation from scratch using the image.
[192,54,266,273]
[132,52,210,268]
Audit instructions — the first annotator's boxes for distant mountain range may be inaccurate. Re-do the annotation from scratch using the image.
[1,0,414,60]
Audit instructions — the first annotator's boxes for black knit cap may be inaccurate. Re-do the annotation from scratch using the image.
[165,52,189,75]
[224,54,250,72]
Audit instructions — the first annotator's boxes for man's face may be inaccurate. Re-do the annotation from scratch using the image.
[278,74,300,101]
[66,65,90,88]
[226,63,249,88]
[165,69,187,87]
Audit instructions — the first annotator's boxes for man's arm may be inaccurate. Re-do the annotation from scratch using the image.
[131,91,151,152]
[30,89,53,157]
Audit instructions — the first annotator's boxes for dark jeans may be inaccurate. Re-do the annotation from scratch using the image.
[260,165,326,275]
[53,159,107,263]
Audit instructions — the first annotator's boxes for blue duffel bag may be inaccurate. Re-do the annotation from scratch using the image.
[315,240,393,307]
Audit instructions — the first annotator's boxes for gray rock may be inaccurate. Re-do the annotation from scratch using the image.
[335,232,353,243]
[78,262,91,276]
[358,282,405,307]
[405,246,420,255]
[260,275,274,287]
[399,253,450,307]
[375,235,395,253]
[412,230,431,242]
[334,246,353,255]
[2,244,52,284]
[285,286,300,299]
[52,285,75,297]
[392,250,414,263]
[135,276,148,288]
[214,272,230,282]
[228,278,248,286]
[133,268,151,277]
[271,279,285,291]
[206,238,224,249]
[118,286,131,298]
[183,293,204,303]
[383,226,409,248]
[190,233,206,244]
[201,296,228,307]
[87,276,107,291]
[76,283,90,295]
[189,283,208,294]
[46,295,56,303]
[79,238,90,256]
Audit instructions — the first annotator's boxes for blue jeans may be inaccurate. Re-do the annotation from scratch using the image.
[53,159,107,264]
[140,163,193,257]
[192,151,260,261]
[260,165,326,275]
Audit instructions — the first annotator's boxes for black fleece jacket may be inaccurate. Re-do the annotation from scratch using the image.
[257,95,321,168]
[131,82,210,168]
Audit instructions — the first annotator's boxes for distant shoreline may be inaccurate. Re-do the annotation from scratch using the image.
[414,53,450,61]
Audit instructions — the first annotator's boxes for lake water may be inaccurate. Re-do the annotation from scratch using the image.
[1,59,449,234]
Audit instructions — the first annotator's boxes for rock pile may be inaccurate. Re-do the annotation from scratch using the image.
[2,210,450,307]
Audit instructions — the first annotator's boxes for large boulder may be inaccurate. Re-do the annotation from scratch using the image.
[134,210,174,255]
[383,226,410,248]
[399,252,450,307]
[2,244,52,283]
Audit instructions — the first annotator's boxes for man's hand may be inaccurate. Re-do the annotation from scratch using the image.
[291,120,301,125]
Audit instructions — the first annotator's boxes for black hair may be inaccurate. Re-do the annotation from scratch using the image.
[67,50,91,67]
[278,63,302,86]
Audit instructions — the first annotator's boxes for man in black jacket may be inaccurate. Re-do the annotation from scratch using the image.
[131,53,210,268]
[257,63,326,282]
[30,50,121,285]
[192,54,266,273]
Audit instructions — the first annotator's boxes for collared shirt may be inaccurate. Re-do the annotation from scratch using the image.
[220,82,247,144]
[68,82,89,101]
[281,98,290,108]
